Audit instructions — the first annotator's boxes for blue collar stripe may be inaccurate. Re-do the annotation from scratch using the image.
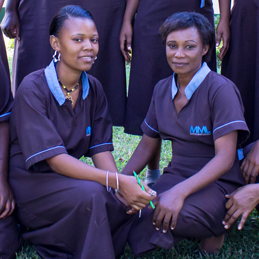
[171,62,211,100]
[44,60,90,106]
[200,0,205,8]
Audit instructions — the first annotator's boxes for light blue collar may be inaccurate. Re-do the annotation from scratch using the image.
[171,62,211,100]
[200,0,205,8]
[44,60,90,106]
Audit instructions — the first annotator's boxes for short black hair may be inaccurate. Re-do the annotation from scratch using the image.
[49,5,94,37]
[160,12,214,63]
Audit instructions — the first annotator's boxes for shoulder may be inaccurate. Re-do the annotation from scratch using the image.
[87,74,107,99]
[153,75,173,97]
[15,69,48,103]
[205,71,241,101]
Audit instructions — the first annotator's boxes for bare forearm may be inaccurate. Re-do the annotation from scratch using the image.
[0,122,9,182]
[46,153,118,189]
[0,0,4,10]
[122,135,161,175]
[123,0,139,23]
[5,0,19,12]
[218,0,231,22]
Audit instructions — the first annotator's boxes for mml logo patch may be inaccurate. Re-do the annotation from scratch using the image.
[190,126,211,135]
[86,126,91,136]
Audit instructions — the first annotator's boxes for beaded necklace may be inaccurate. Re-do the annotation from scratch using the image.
[58,79,79,105]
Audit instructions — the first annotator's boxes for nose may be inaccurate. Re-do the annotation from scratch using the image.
[175,48,185,58]
[83,39,93,50]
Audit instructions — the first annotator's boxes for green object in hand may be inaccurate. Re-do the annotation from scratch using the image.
[133,171,155,209]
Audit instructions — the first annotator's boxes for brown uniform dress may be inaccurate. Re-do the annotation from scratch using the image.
[0,30,22,259]
[221,0,259,144]
[124,0,216,135]
[12,0,126,126]
[128,63,249,256]
[9,61,134,259]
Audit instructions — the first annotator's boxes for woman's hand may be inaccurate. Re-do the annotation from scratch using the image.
[1,10,20,40]
[119,21,133,62]
[119,174,156,211]
[152,186,185,233]
[0,181,15,219]
[216,19,230,61]
[241,141,259,184]
[223,184,259,230]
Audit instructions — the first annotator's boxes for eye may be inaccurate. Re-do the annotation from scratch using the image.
[168,44,176,49]
[186,45,195,49]
[73,38,82,42]
[91,38,99,43]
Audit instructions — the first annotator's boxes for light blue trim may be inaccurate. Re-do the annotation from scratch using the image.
[213,120,247,133]
[0,112,11,118]
[144,119,159,133]
[44,60,90,106]
[89,142,113,150]
[237,148,244,161]
[25,146,66,162]
[171,62,210,100]
[200,0,205,8]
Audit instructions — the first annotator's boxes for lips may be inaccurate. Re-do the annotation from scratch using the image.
[172,62,188,67]
[79,56,93,62]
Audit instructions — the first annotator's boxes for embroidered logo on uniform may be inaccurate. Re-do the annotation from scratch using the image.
[190,126,211,135]
[86,126,91,136]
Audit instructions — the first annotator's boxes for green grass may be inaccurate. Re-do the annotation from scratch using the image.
[4,15,259,259]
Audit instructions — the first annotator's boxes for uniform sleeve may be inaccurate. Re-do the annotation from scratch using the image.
[210,81,249,145]
[141,85,160,138]
[0,58,13,123]
[86,81,114,157]
[13,77,67,170]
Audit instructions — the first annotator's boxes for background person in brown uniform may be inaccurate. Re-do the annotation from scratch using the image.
[8,6,156,259]
[2,0,126,126]
[0,1,22,256]
[120,0,231,187]
[223,140,259,231]
[221,0,259,145]
[121,12,249,256]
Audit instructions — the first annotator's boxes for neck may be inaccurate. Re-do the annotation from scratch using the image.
[177,63,202,89]
[56,62,81,90]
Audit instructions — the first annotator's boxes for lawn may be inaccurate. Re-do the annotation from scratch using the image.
[3,15,259,259]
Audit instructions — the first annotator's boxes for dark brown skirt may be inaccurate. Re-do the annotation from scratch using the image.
[128,155,242,256]
[221,0,259,144]
[9,154,134,259]
[124,0,216,135]
[13,0,126,126]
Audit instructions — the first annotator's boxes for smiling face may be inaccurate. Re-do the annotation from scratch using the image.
[51,17,99,72]
[166,27,209,77]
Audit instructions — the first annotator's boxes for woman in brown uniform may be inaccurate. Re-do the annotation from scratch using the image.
[0,1,22,257]
[2,0,126,126]
[8,6,155,258]
[221,0,259,145]
[122,12,249,256]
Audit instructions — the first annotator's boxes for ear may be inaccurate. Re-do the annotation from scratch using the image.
[202,44,209,56]
[50,35,60,52]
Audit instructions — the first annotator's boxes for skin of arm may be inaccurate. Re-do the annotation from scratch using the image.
[0,0,4,9]
[119,0,139,62]
[1,0,20,39]
[46,151,156,210]
[241,140,259,184]
[216,0,231,60]
[121,134,162,176]
[0,122,15,219]
[223,184,259,230]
